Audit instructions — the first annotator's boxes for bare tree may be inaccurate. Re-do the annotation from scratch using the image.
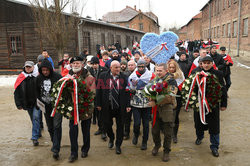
[28,0,85,60]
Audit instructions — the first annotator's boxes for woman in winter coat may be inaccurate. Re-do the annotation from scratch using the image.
[167,60,185,143]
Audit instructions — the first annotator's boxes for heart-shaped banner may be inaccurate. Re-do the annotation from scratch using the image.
[140,31,179,64]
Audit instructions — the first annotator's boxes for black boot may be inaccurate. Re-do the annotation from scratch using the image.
[173,124,179,144]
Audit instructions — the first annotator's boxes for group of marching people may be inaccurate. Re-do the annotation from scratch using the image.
[14,43,233,163]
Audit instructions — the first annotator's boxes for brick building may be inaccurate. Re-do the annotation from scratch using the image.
[201,0,249,57]
[178,12,202,41]
[0,0,144,69]
[178,25,187,41]
[102,6,160,34]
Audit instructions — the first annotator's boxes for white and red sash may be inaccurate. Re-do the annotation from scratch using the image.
[14,71,38,89]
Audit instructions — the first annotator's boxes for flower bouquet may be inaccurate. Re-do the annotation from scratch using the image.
[51,77,94,122]
[144,77,175,104]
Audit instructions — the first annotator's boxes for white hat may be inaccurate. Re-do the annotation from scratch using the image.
[86,55,94,62]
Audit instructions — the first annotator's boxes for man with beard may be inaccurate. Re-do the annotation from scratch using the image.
[36,59,62,160]
[96,61,131,154]
[105,50,121,68]
[192,56,227,157]
[89,56,107,140]
[67,56,96,162]
[120,60,129,76]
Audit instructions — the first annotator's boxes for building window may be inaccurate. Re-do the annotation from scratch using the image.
[10,36,22,54]
[217,26,220,37]
[139,15,143,20]
[233,0,237,4]
[125,24,129,28]
[223,24,226,37]
[213,27,216,38]
[82,32,91,54]
[243,18,248,36]
[223,0,226,9]
[116,35,121,44]
[233,21,237,37]
[227,23,231,37]
[126,35,131,47]
[139,23,144,31]
[101,33,105,46]
[228,0,231,7]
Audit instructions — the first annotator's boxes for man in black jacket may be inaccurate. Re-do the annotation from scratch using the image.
[14,61,40,146]
[96,61,131,154]
[36,59,62,160]
[210,45,226,72]
[177,52,192,78]
[192,56,227,157]
[89,56,108,141]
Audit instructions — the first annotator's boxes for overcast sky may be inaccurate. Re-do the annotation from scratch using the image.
[17,0,208,30]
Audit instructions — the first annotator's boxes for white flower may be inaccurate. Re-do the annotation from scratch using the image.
[54,94,57,97]
[85,114,88,117]
[196,103,199,108]
[57,87,60,91]
[186,94,189,98]
[60,98,62,101]
[68,107,73,111]
[66,112,71,117]
[192,96,197,100]
[61,111,64,114]
[52,88,56,92]
[186,80,190,84]
[185,87,189,91]
[61,104,65,108]
[189,101,194,104]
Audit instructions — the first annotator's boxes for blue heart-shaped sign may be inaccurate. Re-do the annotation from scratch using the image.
[140,31,179,64]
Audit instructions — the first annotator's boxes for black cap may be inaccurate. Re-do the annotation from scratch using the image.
[194,49,200,53]
[210,45,217,49]
[200,56,213,62]
[90,56,100,64]
[70,56,83,63]
[220,46,226,51]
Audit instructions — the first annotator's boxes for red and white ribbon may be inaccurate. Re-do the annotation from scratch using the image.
[160,42,168,51]
[51,76,79,125]
[184,71,211,124]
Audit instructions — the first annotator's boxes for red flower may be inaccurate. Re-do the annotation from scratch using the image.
[82,81,86,84]
[151,85,156,91]
[155,83,163,93]
[90,99,94,102]
[79,109,85,113]
[87,89,91,92]
[83,102,89,107]
[163,82,168,88]
[84,94,88,98]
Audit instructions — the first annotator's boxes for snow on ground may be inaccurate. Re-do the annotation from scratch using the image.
[0,75,18,87]
[237,61,250,69]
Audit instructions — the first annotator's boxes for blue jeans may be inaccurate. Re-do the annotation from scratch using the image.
[27,107,41,140]
[132,107,151,143]
[210,134,219,150]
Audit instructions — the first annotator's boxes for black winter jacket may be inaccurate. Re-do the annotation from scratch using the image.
[14,70,37,110]
[178,59,191,78]
[36,59,62,110]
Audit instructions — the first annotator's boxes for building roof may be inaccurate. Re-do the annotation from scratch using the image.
[200,0,212,11]
[186,12,202,26]
[102,6,159,25]
[4,0,145,34]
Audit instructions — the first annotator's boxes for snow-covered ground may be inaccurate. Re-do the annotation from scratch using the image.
[0,75,18,87]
